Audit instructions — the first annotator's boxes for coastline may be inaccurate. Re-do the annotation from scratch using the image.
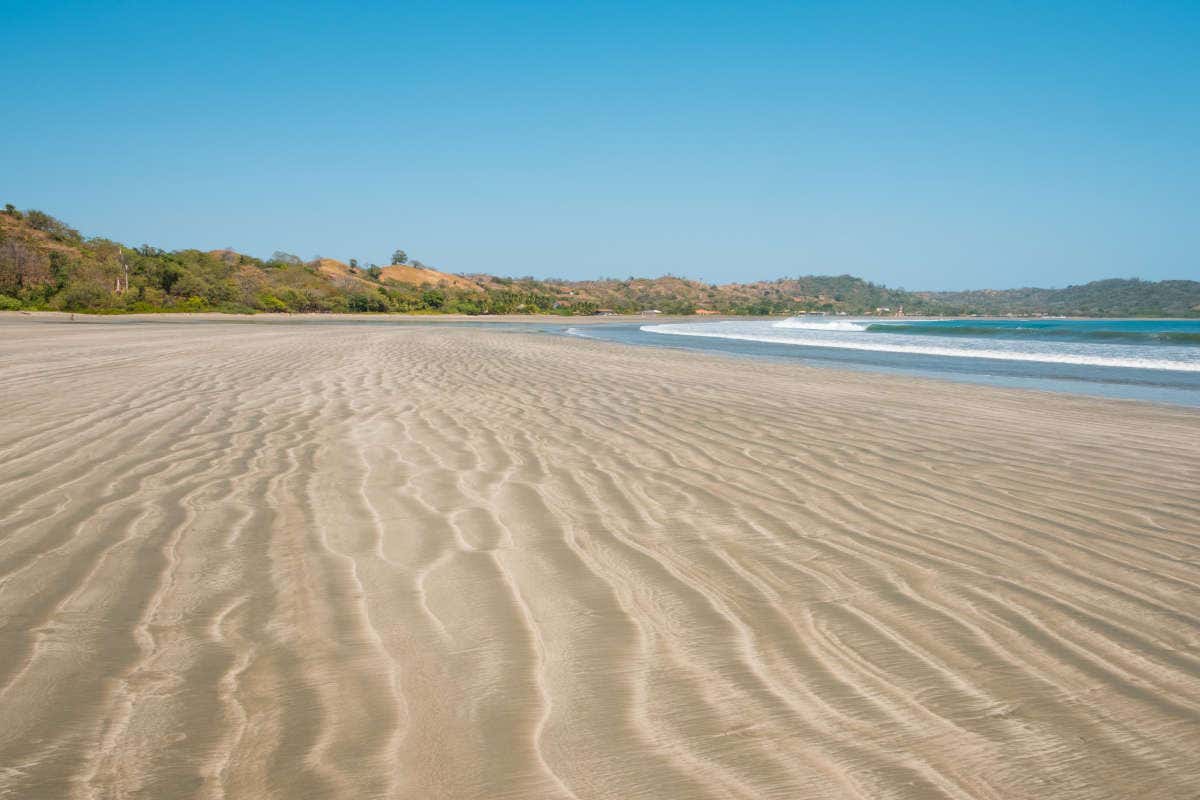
[1,319,1198,798]
[8,311,1199,407]
[4,309,1196,323]
[0,309,718,324]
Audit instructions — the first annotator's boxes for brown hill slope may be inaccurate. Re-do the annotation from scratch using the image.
[380,263,480,291]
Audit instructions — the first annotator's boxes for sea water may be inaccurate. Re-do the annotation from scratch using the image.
[566,317,1200,406]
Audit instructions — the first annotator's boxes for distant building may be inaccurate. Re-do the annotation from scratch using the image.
[593,309,617,316]
[640,309,662,316]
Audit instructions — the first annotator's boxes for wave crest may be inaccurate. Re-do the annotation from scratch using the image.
[771,318,869,332]
[639,324,1200,372]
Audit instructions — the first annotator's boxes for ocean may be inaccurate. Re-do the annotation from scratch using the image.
[565,317,1200,406]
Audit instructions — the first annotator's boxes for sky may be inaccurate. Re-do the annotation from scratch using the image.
[1,0,1197,290]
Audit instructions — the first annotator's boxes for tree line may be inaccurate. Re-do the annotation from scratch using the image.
[2,205,1196,317]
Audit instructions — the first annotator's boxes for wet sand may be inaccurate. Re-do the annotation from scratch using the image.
[1,317,1198,799]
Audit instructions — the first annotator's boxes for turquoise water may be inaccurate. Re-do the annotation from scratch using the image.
[862,318,1200,346]
[567,317,1200,407]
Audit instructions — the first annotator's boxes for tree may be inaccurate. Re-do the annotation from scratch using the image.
[24,210,80,241]
[420,288,445,309]
[3,204,19,218]
[349,258,358,269]
[0,240,52,294]
[271,251,302,266]
[391,249,408,265]
[366,265,382,280]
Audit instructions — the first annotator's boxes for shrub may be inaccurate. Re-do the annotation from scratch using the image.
[148,286,168,305]
[0,294,22,310]
[348,292,388,312]
[53,283,113,311]
[257,294,290,312]
[176,296,208,312]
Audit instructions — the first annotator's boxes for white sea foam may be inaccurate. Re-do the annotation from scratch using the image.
[639,323,1200,372]
[771,318,870,332]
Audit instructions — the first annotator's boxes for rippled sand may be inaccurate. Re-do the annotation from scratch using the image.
[1,317,1198,799]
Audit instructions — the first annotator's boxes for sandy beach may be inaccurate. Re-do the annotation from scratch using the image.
[1,315,1198,800]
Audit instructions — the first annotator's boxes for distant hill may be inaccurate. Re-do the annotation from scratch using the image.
[922,279,1200,317]
[1,205,1196,316]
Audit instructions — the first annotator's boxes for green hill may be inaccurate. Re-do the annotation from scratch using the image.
[923,279,1200,317]
[1,205,1195,317]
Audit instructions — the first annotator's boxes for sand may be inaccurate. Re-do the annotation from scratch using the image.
[1,316,1198,800]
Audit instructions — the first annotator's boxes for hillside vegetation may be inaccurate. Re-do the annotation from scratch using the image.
[923,279,1200,318]
[1,205,1196,316]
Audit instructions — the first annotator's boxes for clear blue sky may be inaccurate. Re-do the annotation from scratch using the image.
[2,1,1197,289]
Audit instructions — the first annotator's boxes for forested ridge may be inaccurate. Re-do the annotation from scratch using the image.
[2,205,1196,316]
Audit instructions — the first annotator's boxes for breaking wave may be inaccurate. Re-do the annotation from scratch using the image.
[640,320,1200,372]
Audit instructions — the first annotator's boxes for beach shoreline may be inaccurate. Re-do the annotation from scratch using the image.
[1,309,710,325]
[1,319,1198,799]
[5,309,1197,324]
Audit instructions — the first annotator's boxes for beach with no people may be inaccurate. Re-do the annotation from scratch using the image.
[1,316,1198,799]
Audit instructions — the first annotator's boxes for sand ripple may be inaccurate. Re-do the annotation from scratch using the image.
[1,318,1198,799]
